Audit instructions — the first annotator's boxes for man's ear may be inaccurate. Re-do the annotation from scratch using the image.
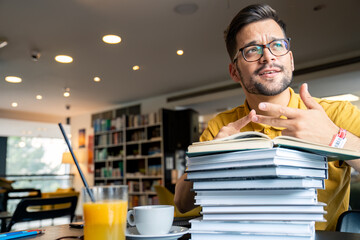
[229,63,241,83]
[289,51,295,71]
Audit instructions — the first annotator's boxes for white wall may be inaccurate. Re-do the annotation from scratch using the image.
[69,113,93,216]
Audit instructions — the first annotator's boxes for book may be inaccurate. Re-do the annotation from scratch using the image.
[201,203,325,214]
[189,231,315,240]
[187,148,326,165]
[196,189,317,197]
[187,131,360,161]
[186,148,327,171]
[192,178,325,191]
[201,212,326,221]
[187,166,327,180]
[190,217,315,235]
[195,189,318,205]
[187,157,327,172]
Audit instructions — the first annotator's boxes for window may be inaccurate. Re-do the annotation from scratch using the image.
[6,136,71,192]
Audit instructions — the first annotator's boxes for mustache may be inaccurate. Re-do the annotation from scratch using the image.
[254,64,284,75]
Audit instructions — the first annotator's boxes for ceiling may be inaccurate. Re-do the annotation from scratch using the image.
[1,0,360,119]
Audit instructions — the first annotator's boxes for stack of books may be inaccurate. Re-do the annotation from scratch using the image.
[185,131,360,240]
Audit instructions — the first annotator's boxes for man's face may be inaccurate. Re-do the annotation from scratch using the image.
[230,19,294,96]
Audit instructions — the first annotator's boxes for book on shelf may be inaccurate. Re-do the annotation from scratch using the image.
[189,217,315,235]
[201,212,325,221]
[187,131,360,161]
[195,189,318,205]
[192,178,325,191]
[187,166,327,180]
[128,181,140,192]
[189,231,315,240]
[201,203,325,214]
[186,148,327,172]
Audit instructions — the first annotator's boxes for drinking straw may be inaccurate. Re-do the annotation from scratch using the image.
[58,123,95,202]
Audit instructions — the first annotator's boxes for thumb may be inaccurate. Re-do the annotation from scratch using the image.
[299,83,321,110]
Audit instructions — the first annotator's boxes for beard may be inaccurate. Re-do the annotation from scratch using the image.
[236,64,292,96]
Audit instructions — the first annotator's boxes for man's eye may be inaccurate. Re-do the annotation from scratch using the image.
[272,41,285,49]
[245,46,261,55]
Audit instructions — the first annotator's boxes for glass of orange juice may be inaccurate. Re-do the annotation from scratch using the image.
[82,185,128,240]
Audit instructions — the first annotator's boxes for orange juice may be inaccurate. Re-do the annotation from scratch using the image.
[83,200,128,240]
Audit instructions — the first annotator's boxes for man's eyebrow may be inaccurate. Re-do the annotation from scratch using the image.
[241,37,285,49]
[241,40,258,49]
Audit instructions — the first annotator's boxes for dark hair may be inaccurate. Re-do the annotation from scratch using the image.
[224,4,286,60]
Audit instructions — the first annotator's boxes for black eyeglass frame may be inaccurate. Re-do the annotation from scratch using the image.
[233,38,291,63]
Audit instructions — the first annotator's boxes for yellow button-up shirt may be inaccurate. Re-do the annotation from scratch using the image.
[200,87,360,231]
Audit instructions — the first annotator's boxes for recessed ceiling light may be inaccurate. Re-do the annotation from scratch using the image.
[94,77,101,82]
[132,65,140,71]
[5,76,22,83]
[177,50,184,56]
[55,55,73,63]
[36,95,43,100]
[64,88,70,97]
[322,94,359,102]
[11,102,18,107]
[102,35,121,44]
[0,40,8,49]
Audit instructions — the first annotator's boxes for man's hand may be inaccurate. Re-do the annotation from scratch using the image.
[253,83,338,145]
[214,109,257,139]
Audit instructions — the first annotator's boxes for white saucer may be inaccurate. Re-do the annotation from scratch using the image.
[126,226,189,240]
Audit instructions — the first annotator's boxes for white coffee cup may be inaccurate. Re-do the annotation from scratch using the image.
[127,205,174,235]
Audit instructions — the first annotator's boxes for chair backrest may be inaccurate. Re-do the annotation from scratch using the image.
[5,188,42,199]
[4,188,42,212]
[154,185,201,218]
[336,210,360,233]
[42,189,79,199]
[6,195,78,232]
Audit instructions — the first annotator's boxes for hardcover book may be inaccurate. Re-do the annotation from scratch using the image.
[201,212,326,221]
[187,131,360,161]
[186,148,327,172]
[192,178,325,191]
[190,217,315,235]
[187,166,327,180]
[201,203,326,214]
[189,231,315,240]
[195,189,319,205]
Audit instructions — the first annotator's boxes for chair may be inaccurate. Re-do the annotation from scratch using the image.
[42,188,79,199]
[350,181,360,210]
[4,188,42,213]
[154,185,201,218]
[6,195,78,232]
[41,188,79,211]
[336,210,360,233]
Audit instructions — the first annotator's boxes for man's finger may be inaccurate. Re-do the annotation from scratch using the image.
[299,83,322,110]
[253,115,291,129]
[232,109,256,129]
[254,115,286,127]
[258,102,299,119]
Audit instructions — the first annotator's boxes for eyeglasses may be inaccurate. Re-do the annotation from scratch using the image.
[233,38,291,62]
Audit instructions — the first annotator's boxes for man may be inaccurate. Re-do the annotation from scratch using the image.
[174,4,360,231]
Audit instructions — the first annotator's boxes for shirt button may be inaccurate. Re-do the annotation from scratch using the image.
[264,129,270,135]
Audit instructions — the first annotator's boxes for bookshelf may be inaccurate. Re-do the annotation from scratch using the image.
[93,111,163,207]
[92,108,199,208]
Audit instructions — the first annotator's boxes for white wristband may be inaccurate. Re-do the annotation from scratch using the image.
[329,128,347,148]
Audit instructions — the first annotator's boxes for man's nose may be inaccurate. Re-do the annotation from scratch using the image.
[259,47,276,63]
